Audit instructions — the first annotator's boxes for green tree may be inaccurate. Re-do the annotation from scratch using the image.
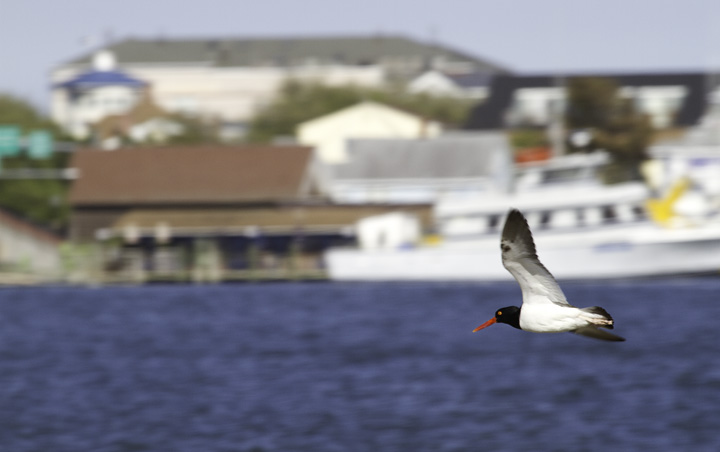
[165,113,222,145]
[0,94,71,231]
[0,94,63,134]
[246,80,473,143]
[565,77,653,183]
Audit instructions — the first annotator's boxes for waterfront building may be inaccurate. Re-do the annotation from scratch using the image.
[53,35,507,140]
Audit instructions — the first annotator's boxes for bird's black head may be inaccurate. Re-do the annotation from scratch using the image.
[494,306,521,329]
[473,306,521,332]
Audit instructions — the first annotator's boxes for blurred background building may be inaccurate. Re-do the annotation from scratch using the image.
[4,16,720,283]
[51,35,510,142]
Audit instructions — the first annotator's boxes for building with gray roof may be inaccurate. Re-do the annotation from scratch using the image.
[325,132,513,204]
[51,35,509,138]
[64,34,509,78]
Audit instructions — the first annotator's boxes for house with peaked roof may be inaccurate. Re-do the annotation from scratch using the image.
[324,132,513,204]
[68,145,431,279]
[52,35,509,137]
[93,91,185,149]
[407,70,494,100]
[0,208,61,280]
[297,101,443,164]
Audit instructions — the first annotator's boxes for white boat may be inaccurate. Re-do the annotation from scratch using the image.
[325,154,720,281]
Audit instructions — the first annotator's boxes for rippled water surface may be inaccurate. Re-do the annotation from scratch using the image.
[1,280,719,451]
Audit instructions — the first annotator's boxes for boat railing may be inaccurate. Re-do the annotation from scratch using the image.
[438,203,649,237]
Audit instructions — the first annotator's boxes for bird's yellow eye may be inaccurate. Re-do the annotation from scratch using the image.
[497,311,502,316]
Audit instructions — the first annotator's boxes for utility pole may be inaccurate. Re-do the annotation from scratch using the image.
[547,74,566,157]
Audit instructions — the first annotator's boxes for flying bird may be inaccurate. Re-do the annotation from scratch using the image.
[473,208,625,341]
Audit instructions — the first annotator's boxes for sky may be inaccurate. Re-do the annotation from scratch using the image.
[2,0,720,111]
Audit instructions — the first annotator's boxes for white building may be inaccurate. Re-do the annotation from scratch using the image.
[52,35,508,139]
[52,51,148,139]
[297,101,443,164]
[506,85,688,129]
[467,73,708,131]
[355,212,421,250]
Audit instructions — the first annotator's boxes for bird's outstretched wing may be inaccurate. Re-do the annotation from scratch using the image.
[500,209,569,306]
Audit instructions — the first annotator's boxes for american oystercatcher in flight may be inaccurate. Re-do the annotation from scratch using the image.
[473,208,625,341]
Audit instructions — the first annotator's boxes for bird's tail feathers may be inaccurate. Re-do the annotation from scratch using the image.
[580,306,615,329]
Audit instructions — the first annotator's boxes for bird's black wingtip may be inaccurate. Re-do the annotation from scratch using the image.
[502,208,532,242]
[505,208,528,226]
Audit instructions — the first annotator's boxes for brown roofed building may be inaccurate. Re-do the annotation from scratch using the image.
[70,145,321,206]
[69,145,325,240]
[68,145,430,281]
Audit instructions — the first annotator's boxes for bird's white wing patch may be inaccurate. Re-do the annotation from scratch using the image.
[500,209,569,307]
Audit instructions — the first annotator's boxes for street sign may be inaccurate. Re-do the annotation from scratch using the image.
[27,130,54,159]
[0,126,21,156]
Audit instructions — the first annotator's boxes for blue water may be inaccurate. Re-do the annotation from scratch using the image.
[0,280,719,451]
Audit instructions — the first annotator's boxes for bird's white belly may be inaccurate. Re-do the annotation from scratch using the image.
[519,304,587,333]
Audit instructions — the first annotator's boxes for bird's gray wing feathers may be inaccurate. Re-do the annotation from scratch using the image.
[500,209,569,306]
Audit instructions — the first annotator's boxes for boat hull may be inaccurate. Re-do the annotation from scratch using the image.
[325,224,720,281]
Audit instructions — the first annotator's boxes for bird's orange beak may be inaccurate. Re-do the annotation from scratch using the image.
[473,317,497,332]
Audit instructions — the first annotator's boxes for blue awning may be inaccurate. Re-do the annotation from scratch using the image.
[56,70,147,90]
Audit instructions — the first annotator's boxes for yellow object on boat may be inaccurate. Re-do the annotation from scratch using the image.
[646,177,689,225]
[422,234,443,246]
